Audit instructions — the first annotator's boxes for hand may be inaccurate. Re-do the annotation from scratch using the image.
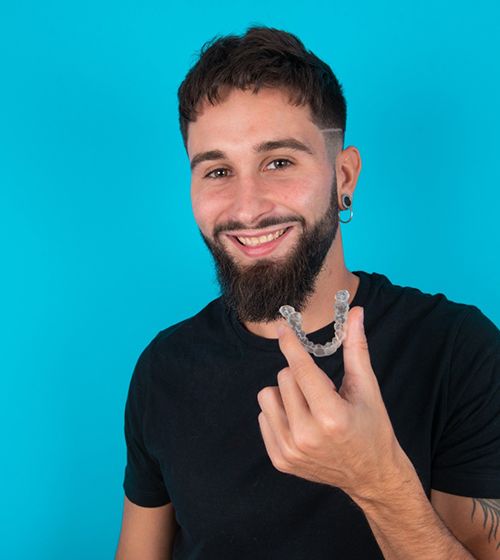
[256,306,410,503]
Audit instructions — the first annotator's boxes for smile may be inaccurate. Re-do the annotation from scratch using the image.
[227,226,294,257]
[236,228,288,246]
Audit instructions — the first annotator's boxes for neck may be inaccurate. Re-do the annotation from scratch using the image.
[243,228,359,339]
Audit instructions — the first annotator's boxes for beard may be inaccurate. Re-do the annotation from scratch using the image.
[199,176,340,324]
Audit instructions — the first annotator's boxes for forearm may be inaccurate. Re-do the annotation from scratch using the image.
[351,456,474,559]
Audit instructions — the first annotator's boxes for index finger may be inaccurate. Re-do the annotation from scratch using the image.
[277,321,317,370]
[277,321,342,416]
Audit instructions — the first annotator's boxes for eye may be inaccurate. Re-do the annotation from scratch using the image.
[266,158,293,171]
[202,159,292,179]
[204,167,231,179]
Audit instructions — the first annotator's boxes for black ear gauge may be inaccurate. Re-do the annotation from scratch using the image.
[341,193,352,209]
[339,193,354,224]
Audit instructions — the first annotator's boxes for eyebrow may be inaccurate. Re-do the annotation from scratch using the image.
[189,137,314,171]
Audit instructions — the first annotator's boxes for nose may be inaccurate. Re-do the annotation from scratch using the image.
[227,172,275,226]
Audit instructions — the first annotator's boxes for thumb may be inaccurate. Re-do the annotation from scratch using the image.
[340,306,375,397]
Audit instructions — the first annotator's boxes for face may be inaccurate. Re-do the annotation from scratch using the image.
[187,87,342,324]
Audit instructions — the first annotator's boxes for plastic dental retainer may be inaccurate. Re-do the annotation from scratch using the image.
[278,289,350,357]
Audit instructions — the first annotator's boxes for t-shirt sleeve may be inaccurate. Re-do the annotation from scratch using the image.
[122,339,171,507]
[431,305,500,497]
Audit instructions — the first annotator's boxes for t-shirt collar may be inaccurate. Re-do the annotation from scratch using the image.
[226,271,370,353]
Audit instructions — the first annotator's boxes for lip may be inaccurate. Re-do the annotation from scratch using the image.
[226,224,295,237]
[226,226,294,257]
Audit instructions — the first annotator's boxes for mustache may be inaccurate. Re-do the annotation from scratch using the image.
[214,217,305,238]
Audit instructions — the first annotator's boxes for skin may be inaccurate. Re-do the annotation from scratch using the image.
[188,87,360,338]
[185,87,498,559]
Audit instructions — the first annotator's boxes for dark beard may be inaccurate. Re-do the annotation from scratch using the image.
[199,177,339,324]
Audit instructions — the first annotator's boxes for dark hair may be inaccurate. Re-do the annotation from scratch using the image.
[177,26,347,149]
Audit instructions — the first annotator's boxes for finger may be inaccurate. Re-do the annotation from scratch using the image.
[277,321,343,417]
[257,411,284,469]
[341,306,378,400]
[277,321,317,371]
[277,367,313,435]
[257,386,291,451]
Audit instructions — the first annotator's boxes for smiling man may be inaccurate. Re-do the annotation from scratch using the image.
[190,86,358,335]
[116,27,500,560]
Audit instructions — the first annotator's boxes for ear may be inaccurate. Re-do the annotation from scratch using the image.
[335,145,362,205]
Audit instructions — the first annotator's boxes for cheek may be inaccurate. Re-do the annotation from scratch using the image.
[279,178,322,215]
[190,187,220,233]
[299,175,332,209]
[190,175,327,232]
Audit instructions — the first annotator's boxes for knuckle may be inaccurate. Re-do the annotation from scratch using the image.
[293,432,310,452]
[273,456,290,473]
[257,390,266,407]
[258,386,275,404]
[293,429,320,453]
[318,412,338,435]
[281,436,301,462]
[277,368,291,383]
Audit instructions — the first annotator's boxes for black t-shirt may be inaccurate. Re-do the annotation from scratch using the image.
[122,271,500,559]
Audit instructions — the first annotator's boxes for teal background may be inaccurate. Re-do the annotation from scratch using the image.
[1,1,498,558]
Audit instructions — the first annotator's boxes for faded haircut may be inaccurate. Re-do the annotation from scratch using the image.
[177,26,347,151]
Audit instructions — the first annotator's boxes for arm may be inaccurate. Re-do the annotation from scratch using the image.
[352,480,500,560]
[348,458,473,560]
[431,490,500,558]
[120,340,177,558]
[115,496,179,560]
[258,307,499,560]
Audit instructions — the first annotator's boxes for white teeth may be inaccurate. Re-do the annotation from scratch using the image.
[236,228,287,246]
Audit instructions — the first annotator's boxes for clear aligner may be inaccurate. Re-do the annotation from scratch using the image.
[278,289,350,357]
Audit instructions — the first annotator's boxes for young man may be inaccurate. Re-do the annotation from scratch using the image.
[115,27,500,559]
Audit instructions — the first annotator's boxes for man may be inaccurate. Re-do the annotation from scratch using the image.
[115,27,500,559]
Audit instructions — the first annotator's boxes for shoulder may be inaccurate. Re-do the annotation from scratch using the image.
[153,296,225,353]
[358,270,498,339]
[357,271,499,384]
[130,297,226,385]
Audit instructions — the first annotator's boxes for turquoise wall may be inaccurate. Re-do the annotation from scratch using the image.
[1,1,498,558]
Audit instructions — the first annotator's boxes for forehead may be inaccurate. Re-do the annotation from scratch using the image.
[186,88,322,156]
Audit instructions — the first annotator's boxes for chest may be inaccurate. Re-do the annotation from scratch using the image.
[145,347,444,547]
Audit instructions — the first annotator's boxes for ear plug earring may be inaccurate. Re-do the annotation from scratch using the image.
[339,193,353,223]
[279,290,350,357]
